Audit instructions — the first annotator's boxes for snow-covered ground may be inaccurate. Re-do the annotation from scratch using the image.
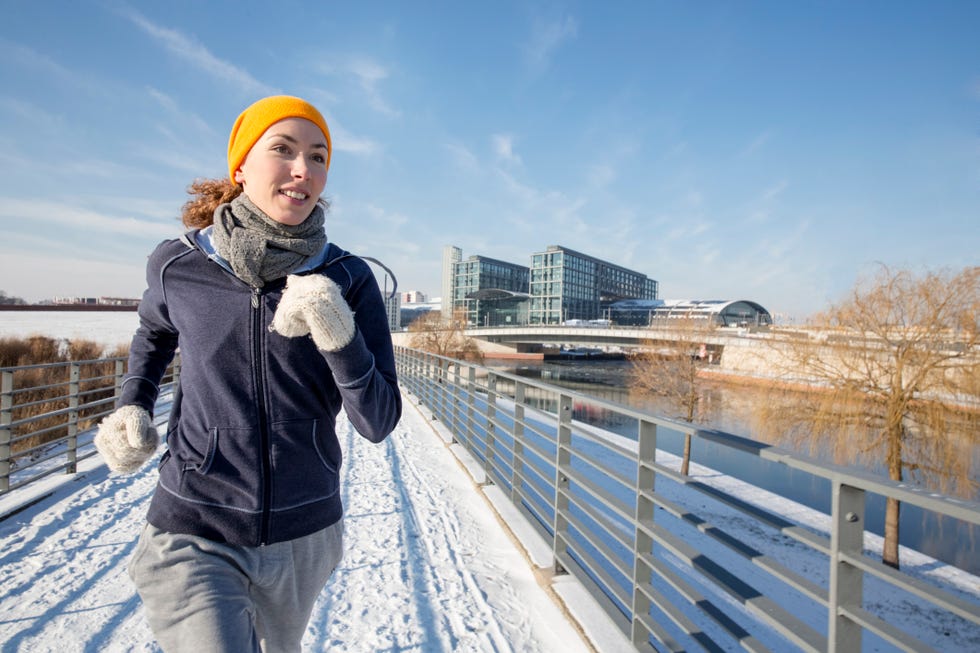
[0,395,632,653]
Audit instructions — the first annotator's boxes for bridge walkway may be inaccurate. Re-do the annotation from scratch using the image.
[0,394,630,653]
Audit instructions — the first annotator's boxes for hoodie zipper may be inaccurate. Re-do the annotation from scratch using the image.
[252,287,273,544]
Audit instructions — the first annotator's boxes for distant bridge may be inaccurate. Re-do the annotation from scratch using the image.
[458,324,763,357]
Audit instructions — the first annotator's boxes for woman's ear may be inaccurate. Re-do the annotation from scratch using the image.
[234,168,245,184]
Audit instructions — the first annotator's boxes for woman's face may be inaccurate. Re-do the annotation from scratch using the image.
[234,117,329,225]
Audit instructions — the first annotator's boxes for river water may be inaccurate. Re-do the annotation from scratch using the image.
[490,358,980,575]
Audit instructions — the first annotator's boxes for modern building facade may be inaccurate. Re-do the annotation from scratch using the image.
[451,254,530,326]
[443,244,658,327]
[528,246,658,324]
[384,292,402,331]
[441,245,461,318]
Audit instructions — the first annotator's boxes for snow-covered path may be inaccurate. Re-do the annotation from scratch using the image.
[0,398,602,653]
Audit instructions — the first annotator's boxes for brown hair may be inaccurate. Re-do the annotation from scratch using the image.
[179,178,332,229]
[181,178,242,228]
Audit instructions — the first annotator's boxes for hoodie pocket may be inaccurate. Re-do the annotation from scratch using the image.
[166,426,263,512]
[269,418,341,511]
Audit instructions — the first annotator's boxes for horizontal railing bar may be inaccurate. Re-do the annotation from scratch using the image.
[637,551,778,653]
[555,530,632,611]
[558,509,634,590]
[561,483,633,553]
[841,606,936,653]
[567,423,636,462]
[1,357,127,374]
[511,466,553,508]
[511,417,558,451]
[511,435,553,472]
[645,487,829,606]
[559,464,634,534]
[648,460,832,555]
[633,611,686,653]
[567,444,635,494]
[646,521,826,652]
[838,551,980,625]
[555,547,632,638]
[7,406,79,429]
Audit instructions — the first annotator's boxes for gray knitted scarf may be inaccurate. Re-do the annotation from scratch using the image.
[211,193,326,288]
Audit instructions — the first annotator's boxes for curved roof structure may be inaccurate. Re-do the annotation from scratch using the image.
[609,298,772,326]
[466,288,531,301]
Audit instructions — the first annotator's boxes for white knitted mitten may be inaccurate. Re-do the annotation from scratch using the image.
[94,405,159,473]
[271,274,356,352]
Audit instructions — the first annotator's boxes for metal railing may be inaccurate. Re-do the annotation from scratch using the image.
[394,346,980,652]
[0,355,180,496]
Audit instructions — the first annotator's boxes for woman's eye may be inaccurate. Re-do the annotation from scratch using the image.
[273,144,291,155]
[312,154,326,164]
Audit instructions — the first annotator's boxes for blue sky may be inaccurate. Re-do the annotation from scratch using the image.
[0,1,976,320]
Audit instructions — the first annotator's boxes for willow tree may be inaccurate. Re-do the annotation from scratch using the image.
[629,318,719,475]
[763,265,980,569]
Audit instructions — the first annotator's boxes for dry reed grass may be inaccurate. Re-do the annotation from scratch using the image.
[1,336,130,458]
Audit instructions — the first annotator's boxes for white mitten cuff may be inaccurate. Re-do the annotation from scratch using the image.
[94,405,159,473]
[272,274,356,352]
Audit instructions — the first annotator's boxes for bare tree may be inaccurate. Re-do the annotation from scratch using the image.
[628,318,720,475]
[762,265,980,569]
[408,309,484,362]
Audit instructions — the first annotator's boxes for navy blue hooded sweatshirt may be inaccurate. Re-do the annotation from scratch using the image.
[118,235,402,546]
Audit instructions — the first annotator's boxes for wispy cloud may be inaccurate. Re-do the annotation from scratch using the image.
[119,9,274,96]
[445,143,480,172]
[0,97,63,127]
[0,39,100,95]
[586,163,616,190]
[740,130,774,157]
[349,57,400,118]
[325,117,381,156]
[524,14,578,74]
[492,133,522,166]
[0,198,178,238]
[317,56,400,118]
[146,86,215,137]
[762,180,788,202]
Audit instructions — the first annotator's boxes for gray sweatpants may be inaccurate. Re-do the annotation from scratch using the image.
[128,520,344,653]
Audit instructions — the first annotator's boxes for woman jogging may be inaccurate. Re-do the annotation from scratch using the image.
[95,95,402,652]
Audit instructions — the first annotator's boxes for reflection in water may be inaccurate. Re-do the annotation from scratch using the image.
[490,359,980,575]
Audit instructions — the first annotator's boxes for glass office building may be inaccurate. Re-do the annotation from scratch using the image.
[451,255,530,326]
[528,245,658,324]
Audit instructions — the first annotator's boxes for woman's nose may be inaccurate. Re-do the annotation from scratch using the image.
[291,156,310,179]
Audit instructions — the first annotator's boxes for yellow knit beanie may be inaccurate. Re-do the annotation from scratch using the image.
[227,95,332,184]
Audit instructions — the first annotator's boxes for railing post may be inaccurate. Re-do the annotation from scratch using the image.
[483,372,497,485]
[450,362,461,444]
[552,392,572,574]
[464,366,476,447]
[66,362,80,475]
[424,353,434,408]
[630,418,657,647]
[114,359,125,397]
[828,481,865,653]
[510,381,526,505]
[434,358,447,421]
[0,370,13,494]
